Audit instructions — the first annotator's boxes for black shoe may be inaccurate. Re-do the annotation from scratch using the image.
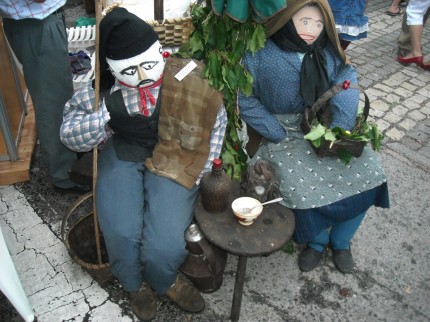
[298,247,325,272]
[54,183,91,193]
[332,248,355,274]
[165,275,205,313]
[129,284,157,321]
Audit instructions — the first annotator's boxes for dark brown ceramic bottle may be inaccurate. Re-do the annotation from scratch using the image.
[200,158,232,213]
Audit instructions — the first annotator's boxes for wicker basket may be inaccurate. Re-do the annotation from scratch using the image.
[61,192,113,286]
[148,17,192,47]
[301,82,370,158]
[148,0,193,46]
[103,0,193,47]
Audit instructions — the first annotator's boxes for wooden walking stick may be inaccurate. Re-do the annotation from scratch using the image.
[92,0,104,266]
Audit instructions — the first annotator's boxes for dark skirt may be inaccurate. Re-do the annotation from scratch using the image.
[293,182,390,244]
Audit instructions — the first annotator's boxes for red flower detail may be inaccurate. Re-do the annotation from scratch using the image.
[342,80,351,90]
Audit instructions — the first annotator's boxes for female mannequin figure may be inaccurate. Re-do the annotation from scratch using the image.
[239,0,389,274]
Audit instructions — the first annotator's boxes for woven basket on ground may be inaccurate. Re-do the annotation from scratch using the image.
[301,81,370,158]
[61,192,113,286]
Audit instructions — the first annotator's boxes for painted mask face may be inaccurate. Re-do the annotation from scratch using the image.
[292,5,324,45]
[106,40,165,87]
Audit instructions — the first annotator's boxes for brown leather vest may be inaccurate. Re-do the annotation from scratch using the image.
[145,57,224,189]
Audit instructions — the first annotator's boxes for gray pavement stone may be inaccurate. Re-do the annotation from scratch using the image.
[375,119,391,132]
[385,128,406,140]
[372,100,390,112]
[385,111,403,123]
[400,137,422,151]
[392,104,409,116]
[408,110,427,121]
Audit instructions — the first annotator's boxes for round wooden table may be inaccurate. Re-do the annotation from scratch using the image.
[194,182,295,321]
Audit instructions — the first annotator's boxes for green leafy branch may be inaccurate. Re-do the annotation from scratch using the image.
[177,3,266,179]
[304,108,383,164]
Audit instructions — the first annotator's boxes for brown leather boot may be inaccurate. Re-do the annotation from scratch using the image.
[165,276,205,313]
[129,284,157,321]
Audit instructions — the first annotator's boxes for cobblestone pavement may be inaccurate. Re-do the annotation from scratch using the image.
[1,0,429,322]
[349,1,430,170]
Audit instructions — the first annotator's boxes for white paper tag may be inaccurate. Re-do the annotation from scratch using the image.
[174,60,198,81]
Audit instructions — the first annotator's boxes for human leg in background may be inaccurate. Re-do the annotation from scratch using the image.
[408,24,424,57]
[330,211,366,273]
[328,0,369,51]
[397,0,430,69]
[339,38,351,50]
[2,13,82,190]
[398,9,412,56]
[387,0,404,16]
[397,4,429,56]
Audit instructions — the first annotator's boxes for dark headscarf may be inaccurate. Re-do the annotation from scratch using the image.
[271,18,329,107]
[264,0,346,62]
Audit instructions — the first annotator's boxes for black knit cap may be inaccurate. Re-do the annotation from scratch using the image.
[98,7,159,91]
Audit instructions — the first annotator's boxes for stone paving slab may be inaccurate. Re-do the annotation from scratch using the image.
[2,149,430,322]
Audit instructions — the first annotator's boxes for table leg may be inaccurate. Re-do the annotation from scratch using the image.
[230,255,247,322]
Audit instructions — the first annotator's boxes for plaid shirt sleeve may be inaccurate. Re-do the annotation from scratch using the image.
[0,0,66,19]
[196,104,228,184]
[60,82,111,152]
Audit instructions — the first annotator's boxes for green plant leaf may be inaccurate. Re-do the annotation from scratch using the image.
[304,123,326,141]
[248,24,266,53]
[311,137,322,148]
[371,124,382,151]
[206,52,223,89]
[324,130,336,142]
[337,148,353,165]
[183,3,267,179]
[282,240,295,254]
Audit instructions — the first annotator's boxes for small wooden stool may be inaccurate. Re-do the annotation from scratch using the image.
[194,182,295,321]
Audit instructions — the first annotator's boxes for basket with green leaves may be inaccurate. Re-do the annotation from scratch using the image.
[301,81,383,164]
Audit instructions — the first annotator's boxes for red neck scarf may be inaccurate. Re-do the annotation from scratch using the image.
[119,76,163,116]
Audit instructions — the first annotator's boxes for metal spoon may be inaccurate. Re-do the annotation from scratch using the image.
[237,197,283,215]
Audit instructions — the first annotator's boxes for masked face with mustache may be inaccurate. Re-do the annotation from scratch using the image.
[106,40,165,87]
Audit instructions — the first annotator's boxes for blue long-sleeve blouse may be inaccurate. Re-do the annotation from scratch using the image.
[238,39,359,143]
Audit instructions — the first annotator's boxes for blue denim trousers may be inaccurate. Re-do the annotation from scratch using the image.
[95,139,198,293]
[309,211,366,252]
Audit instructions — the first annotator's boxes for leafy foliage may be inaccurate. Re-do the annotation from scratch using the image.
[303,107,383,164]
[177,3,266,179]
[282,240,296,254]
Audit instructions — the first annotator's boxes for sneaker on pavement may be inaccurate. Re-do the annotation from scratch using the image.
[165,275,205,313]
[129,284,157,321]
